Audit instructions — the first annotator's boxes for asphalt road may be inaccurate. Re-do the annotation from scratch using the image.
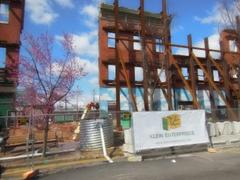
[40,150,240,180]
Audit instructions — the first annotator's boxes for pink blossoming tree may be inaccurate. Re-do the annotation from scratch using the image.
[19,32,86,156]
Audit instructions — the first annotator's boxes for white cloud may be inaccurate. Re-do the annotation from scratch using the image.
[81,5,98,19]
[100,93,114,101]
[100,88,115,101]
[75,58,98,75]
[26,0,58,25]
[56,31,98,57]
[194,2,238,27]
[80,4,99,28]
[71,31,98,57]
[89,77,99,85]
[175,33,221,59]
[26,0,74,25]
[194,3,223,25]
[53,0,74,8]
[58,92,100,108]
[77,93,99,107]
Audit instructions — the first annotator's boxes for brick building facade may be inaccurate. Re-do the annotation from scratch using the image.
[0,0,25,117]
[98,0,240,126]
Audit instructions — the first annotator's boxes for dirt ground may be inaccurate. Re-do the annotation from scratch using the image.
[0,122,123,158]
[7,122,78,145]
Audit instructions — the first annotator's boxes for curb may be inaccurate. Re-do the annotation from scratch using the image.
[2,156,127,179]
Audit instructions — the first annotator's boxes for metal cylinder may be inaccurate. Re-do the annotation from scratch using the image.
[79,118,113,150]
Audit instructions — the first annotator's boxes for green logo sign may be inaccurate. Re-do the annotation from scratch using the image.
[162,114,181,131]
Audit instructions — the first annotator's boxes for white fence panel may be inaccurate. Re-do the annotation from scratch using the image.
[132,110,209,152]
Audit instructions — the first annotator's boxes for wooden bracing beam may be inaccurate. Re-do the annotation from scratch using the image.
[118,51,138,112]
[140,0,150,111]
[151,51,170,108]
[114,0,121,129]
[191,53,237,120]
[168,50,200,109]
[163,11,173,110]
[207,55,224,77]
[207,54,236,92]
[204,38,217,114]
[165,49,173,110]
[155,77,171,108]
[188,35,198,108]
[114,0,138,113]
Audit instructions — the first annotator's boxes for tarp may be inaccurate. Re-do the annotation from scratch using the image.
[132,110,209,152]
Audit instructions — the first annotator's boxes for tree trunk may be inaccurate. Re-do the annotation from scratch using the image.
[42,116,49,157]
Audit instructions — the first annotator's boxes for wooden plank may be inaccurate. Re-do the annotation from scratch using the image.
[204,38,217,113]
[118,50,138,111]
[114,0,121,128]
[192,53,237,120]
[188,35,198,109]
[165,47,173,110]
[168,50,200,109]
[140,0,150,111]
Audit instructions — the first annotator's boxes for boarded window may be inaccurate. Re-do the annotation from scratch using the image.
[108,32,115,48]
[0,3,9,23]
[108,65,115,80]
[197,69,204,81]
[0,47,6,68]
[133,36,141,50]
[181,67,189,80]
[135,67,143,81]
[213,70,220,82]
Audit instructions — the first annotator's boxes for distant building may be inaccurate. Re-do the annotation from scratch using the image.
[0,0,25,117]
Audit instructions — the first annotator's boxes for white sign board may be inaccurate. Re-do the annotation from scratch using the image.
[132,110,209,152]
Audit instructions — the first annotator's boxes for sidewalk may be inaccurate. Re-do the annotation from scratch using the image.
[2,141,240,180]
[1,147,124,180]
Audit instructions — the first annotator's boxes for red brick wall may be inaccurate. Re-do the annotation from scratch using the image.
[99,14,166,87]
[0,1,24,44]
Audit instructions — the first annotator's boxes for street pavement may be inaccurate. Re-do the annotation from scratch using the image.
[40,149,240,180]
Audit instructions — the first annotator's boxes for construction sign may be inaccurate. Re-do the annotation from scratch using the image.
[132,110,209,152]
[162,114,181,130]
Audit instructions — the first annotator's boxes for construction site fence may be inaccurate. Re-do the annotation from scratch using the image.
[0,108,238,150]
[0,108,239,130]
[0,108,239,167]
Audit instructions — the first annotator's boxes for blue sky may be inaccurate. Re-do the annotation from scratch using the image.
[23,0,229,108]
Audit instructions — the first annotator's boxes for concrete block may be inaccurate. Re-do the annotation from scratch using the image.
[216,122,225,135]
[122,144,135,153]
[208,122,216,137]
[232,121,240,135]
[124,128,133,144]
[212,135,240,146]
[223,121,233,135]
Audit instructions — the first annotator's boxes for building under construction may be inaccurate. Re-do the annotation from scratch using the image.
[0,0,25,117]
[98,0,240,127]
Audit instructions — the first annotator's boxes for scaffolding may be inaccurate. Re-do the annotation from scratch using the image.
[98,0,240,128]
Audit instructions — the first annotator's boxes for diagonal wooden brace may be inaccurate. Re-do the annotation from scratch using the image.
[192,53,237,121]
